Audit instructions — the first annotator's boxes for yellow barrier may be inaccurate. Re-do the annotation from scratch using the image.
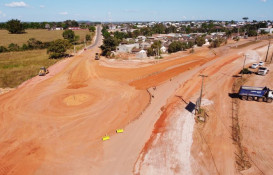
[116,129,124,133]
[102,135,110,141]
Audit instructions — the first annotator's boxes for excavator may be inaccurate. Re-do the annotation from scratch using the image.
[38,67,49,76]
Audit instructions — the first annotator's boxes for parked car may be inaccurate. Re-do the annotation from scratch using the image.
[257,67,269,75]
[259,61,264,66]
[250,63,259,69]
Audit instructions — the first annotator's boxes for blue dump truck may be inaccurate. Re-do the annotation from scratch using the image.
[239,86,273,103]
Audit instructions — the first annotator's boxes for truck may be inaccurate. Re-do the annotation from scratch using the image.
[238,86,273,103]
[257,67,269,76]
[95,53,100,60]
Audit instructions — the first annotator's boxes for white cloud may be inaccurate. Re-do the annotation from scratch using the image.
[0,10,6,17]
[40,5,45,8]
[182,16,187,20]
[59,12,68,15]
[5,1,28,7]
[261,0,267,2]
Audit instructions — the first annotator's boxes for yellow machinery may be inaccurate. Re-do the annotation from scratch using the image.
[38,67,49,76]
[102,135,110,141]
[116,129,124,133]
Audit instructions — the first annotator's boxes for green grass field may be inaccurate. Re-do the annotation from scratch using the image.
[0,50,61,88]
[0,29,92,47]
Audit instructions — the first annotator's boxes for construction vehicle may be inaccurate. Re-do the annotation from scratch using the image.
[95,53,100,60]
[239,86,273,103]
[38,67,49,76]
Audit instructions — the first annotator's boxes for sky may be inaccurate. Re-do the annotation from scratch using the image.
[0,0,272,22]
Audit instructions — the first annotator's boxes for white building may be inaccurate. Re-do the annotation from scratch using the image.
[258,28,273,34]
[136,50,147,58]
[160,46,167,53]
[116,43,140,53]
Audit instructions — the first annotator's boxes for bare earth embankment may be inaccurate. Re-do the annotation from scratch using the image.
[0,34,272,175]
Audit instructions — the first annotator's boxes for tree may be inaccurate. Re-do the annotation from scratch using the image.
[100,36,119,57]
[248,30,257,37]
[89,26,96,32]
[63,30,76,43]
[47,39,71,59]
[6,19,25,34]
[242,17,249,22]
[168,41,183,53]
[86,34,91,41]
[195,36,206,47]
[147,41,162,57]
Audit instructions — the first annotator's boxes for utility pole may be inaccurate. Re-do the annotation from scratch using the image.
[198,75,208,111]
[265,40,271,62]
[242,54,248,77]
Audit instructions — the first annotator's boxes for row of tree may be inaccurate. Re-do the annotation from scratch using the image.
[0,38,51,53]
[0,29,93,59]
[1,19,98,34]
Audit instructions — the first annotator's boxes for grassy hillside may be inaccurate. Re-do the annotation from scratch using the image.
[0,29,95,88]
[0,29,92,47]
[0,50,60,88]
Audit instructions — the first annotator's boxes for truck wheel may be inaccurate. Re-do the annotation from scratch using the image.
[247,96,253,101]
[266,98,273,103]
[258,97,263,102]
[242,96,247,100]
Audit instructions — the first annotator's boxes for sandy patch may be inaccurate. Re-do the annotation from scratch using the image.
[63,94,90,106]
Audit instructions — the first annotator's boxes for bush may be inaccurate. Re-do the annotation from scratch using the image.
[0,46,8,53]
[21,44,29,51]
[47,39,71,59]
[27,38,44,49]
[240,68,252,74]
[210,38,226,48]
[8,43,20,51]
[195,36,206,47]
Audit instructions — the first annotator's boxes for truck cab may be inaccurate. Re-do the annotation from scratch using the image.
[268,90,273,99]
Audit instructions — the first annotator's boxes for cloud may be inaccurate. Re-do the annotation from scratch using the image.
[261,0,267,2]
[40,5,45,8]
[182,16,187,20]
[5,1,28,7]
[123,9,139,13]
[0,11,6,18]
[59,12,68,15]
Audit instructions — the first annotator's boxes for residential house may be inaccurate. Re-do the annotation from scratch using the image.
[68,27,83,30]
[51,27,63,30]
[116,43,140,53]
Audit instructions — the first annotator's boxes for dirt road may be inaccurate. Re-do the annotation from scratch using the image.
[0,32,272,175]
